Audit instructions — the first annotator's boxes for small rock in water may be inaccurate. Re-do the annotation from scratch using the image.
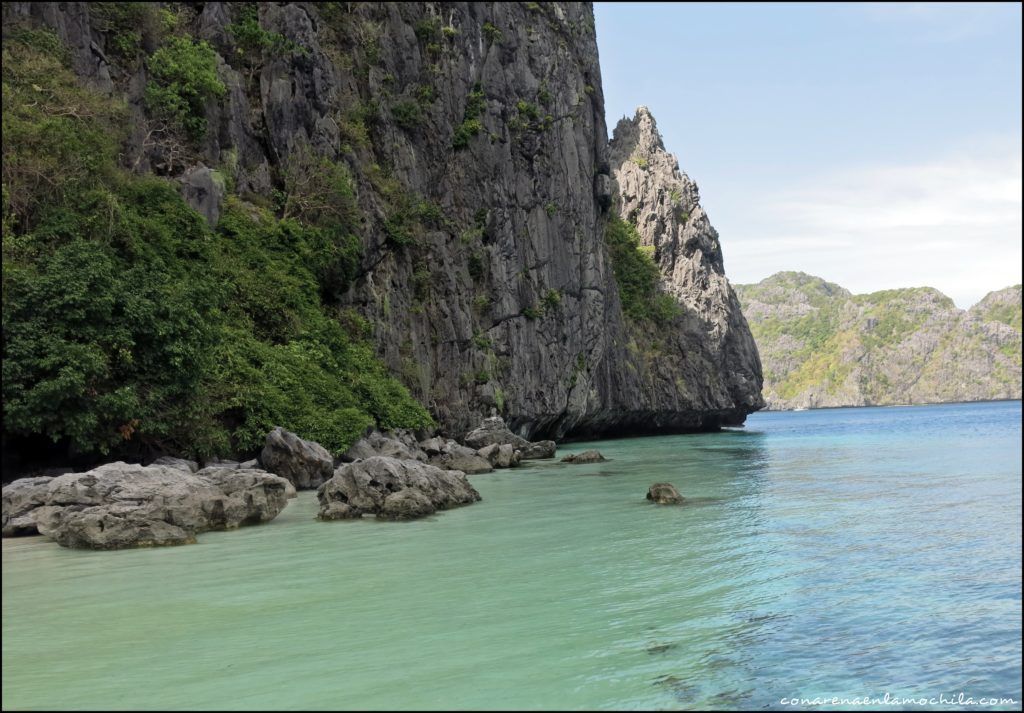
[647,482,685,505]
[561,450,607,464]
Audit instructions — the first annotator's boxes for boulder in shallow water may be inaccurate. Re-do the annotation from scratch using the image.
[194,467,291,527]
[32,462,291,549]
[1,477,54,537]
[519,440,556,460]
[647,482,685,505]
[260,426,334,489]
[561,450,607,464]
[317,456,480,521]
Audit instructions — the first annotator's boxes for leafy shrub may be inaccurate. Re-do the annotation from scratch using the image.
[453,83,486,149]
[482,22,503,44]
[227,3,305,72]
[144,36,226,139]
[1,30,127,231]
[542,289,561,311]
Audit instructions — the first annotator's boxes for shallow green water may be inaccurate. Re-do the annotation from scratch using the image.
[3,401,1021,710]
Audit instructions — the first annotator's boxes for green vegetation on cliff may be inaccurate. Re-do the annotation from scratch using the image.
[736,273,1022,409]
[605,214,679,325]
[1,28,430,459]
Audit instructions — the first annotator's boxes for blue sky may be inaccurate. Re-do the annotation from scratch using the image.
[595,2,1022,307]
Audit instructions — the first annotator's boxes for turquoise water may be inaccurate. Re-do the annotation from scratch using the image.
[2,401,1021,710]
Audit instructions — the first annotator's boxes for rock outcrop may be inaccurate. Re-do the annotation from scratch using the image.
[2,2,764,450]
[260,427,334,490]
[317,456,480,521]
[647,482,684,505]
[609,107,764,426]
[28,462,291,549]
[735,274,1022,409]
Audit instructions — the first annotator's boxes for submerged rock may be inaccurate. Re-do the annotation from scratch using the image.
[561,450,607,464]
[260,426,334,489]
[29,462,291,549]
[1,477,54,537]
[647,483,685,505]
[317,456,480,521]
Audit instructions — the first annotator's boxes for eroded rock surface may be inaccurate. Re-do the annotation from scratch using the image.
[1,477,54,537]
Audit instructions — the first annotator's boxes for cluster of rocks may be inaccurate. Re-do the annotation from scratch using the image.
[314,416,557,521]
[341,416,556,475]
[1,417,561,548]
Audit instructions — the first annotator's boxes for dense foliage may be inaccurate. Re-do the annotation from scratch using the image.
[604,214,680,325]
[2,29,431,460]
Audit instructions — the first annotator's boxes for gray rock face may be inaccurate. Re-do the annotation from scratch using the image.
[477,442,518,468]
[151,456,199,473]
[260,427,334,489]
[1,477,54,536]
[342,430,430,462]
[561,450,607,464]
[30,462,291,549]
[317,456,481,520]
[647,482,684,505]
[180,165,225,227]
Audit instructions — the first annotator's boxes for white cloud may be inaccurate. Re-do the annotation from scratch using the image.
[723,136,1023,308]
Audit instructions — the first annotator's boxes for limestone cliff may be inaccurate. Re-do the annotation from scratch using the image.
[609,107,764,422]
[4,2,762,446]
[736,273,1022,410]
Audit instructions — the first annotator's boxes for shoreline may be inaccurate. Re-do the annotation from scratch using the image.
[758,397,1022,414]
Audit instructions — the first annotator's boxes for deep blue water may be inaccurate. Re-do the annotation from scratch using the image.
[2,400,1021,710]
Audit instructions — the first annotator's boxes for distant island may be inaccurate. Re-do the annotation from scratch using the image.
[735,272,1022,411]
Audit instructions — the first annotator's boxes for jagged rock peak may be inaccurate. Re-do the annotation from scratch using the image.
[612,105,666,155]
[609,105,764,414]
